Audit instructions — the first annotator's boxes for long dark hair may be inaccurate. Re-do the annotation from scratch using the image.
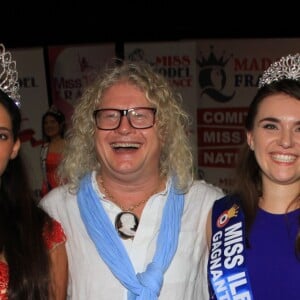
[0,90,53,299]
[233,79,300,254]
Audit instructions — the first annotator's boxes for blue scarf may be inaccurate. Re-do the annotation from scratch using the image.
[77,173,184,299]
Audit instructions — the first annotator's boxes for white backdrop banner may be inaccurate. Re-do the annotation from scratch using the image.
[11,47,49,193]
[125,39,300,193]
[10,39,300,195]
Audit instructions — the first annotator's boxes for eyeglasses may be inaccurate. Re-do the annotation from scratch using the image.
[93,107,157,130]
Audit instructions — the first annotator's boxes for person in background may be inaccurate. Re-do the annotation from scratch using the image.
[40,105,66,197]
[207,53,300,300]
[0,43,68,299]
[40,59,224,299]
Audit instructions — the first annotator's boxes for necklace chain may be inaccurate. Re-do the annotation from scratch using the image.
[99,176,151,212]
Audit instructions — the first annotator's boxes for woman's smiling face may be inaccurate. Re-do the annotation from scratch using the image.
[247,93,300,185]
[0,103,20,176]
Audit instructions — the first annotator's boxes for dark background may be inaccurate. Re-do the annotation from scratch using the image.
[2,2,300,49]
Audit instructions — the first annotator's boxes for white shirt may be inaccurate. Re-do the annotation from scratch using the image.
[40,172,224,300]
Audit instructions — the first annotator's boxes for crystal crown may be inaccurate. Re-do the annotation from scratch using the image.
[0,43,21,107]
[258,53,300,88]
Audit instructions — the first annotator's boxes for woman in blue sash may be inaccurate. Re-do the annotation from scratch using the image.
[207,53,300,300]
[40,59,224,299]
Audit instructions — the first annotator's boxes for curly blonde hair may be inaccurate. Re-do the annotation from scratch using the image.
[59,59,194,192]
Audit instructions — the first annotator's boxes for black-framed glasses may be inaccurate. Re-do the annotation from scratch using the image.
[93,107,157,130]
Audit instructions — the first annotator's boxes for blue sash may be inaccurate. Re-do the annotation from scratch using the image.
[208,195,254,300]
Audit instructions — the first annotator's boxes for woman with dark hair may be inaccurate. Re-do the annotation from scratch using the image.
[207,54,300,300]
[0,44,67,299]
[40,105,66,197]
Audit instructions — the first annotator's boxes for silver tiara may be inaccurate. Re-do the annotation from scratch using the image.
[258,53,300,88]
[0,43,21,107]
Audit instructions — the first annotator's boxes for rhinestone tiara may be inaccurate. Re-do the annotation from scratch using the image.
[0,43,21,107]
[258,53,300,88]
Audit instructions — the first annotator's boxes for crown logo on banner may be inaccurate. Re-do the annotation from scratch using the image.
[197,46,235,103]
[0,43,21,107]
[197,46,231,68]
